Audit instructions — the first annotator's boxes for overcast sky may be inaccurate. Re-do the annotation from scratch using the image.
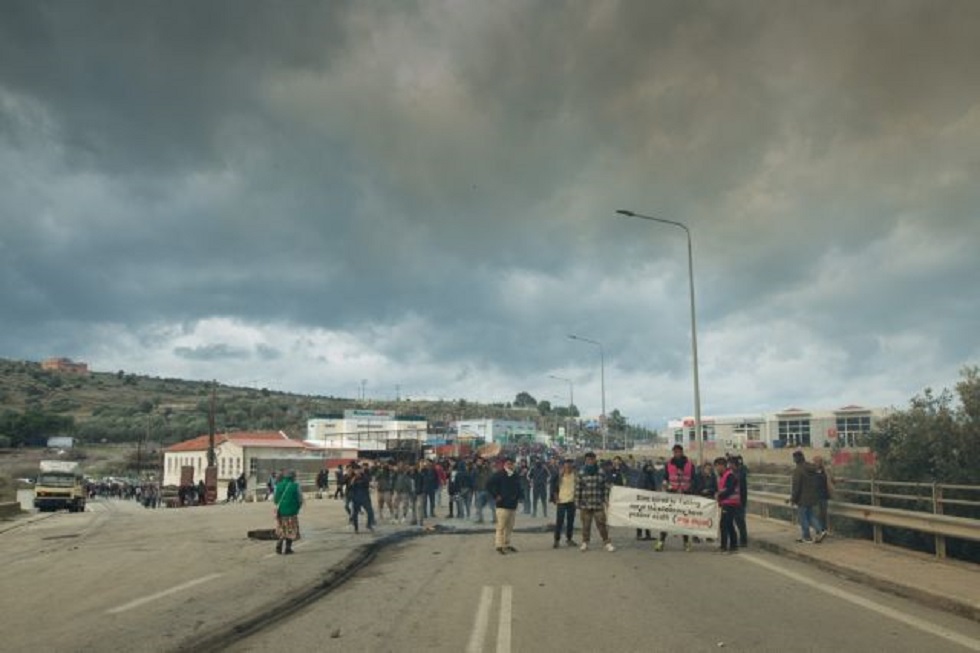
[1,1,978,428]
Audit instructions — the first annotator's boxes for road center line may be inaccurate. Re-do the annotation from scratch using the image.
[106,573,223,615]
[741,554,980,652]
[496,585,512,653]
[466,586,494,653]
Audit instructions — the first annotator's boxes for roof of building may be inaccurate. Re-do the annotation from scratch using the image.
[164,431,308,453]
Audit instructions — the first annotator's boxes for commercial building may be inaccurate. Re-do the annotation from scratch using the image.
[666,405,891,450]
[305,409,427,453]
[454,418,538,445]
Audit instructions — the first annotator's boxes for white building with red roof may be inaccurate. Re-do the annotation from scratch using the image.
[162,430,321,487]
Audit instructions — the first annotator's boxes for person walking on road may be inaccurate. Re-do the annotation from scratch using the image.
[486,457,523,554]
[575,452,615,552]
[273,470,303,555]
[791,451,827,543]
[550,458,578,548]
[348,464,376,533]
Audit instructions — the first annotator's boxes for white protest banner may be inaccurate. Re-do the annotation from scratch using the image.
[606,485,718,539]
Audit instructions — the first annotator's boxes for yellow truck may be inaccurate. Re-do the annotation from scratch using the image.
[34,460,87,512]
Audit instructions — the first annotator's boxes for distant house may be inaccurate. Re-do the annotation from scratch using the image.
[161,430,323,487]
[41,357,89,375]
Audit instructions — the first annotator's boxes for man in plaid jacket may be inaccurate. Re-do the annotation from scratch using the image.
[575,452,616,552]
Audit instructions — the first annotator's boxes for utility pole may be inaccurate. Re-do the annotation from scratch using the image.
[207,382,217,468]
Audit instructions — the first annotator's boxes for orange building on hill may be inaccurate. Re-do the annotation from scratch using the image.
[41,357,89,374]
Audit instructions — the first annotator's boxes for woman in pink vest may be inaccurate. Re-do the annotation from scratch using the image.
[714,457,741,554]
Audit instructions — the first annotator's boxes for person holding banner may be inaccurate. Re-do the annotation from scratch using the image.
[714,457,740,553]
[655,444,699,552]
[575,452,615,552]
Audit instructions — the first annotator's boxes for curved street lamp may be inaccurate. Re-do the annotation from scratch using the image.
[616,209,704,464]
[567,334,607,452]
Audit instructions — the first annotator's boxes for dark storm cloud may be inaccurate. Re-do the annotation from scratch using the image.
[0,0,351,173]
[174,343,248,362]
[1,1,978,422]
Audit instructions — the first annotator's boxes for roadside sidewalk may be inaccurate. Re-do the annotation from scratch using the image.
[747,515,980,623]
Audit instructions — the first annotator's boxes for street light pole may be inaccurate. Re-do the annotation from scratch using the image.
[568,334,607,452]
[616,209,704,465]
[548,375,574,445]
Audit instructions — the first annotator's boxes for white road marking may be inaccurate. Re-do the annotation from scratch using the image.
[496,585,513,653]
[466,586,494,653]
[741,554,980,651]
[106,573,223,615]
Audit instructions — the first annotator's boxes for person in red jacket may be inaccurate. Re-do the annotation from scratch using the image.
[714,457,741,553]
[655,444,699,552]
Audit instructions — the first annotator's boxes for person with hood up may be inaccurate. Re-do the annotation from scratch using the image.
[273,470,303,554]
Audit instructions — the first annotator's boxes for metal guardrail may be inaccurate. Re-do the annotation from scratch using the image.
[749,475,980,559]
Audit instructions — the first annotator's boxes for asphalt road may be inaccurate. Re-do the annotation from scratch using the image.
[233,532,980,653]
[3,499,980,653]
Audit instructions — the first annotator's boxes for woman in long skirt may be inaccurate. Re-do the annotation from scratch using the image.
[274,470,303,554]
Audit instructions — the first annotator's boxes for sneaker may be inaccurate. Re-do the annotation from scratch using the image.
[580,542,589,551]
[496,547,507,555]
[505,546,518,553]
[553,540,560,549]
[566,539,577,547]
[654,540,664,552]
[605,542,616,552]
[796,538,814,544]
[815,530,828,543]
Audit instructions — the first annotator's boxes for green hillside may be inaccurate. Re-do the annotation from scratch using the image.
[0,358,537,447]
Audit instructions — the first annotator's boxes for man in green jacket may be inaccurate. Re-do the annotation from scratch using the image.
[274,470,303,554]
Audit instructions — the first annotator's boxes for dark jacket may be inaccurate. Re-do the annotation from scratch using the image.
[791,461,820,507]
[486,469,524,509]
[607,465,628,487]
[419,466,438,493]
[474,464,493,492]
[528,463,551,487]
[698,471,718,498]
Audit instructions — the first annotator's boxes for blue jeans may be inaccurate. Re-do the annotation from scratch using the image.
[554,502,576,541]
[460,489,473,519]
[350,494,375,531]
[474,490,496,523]
[798,504,823,540]
[531,486,548,517]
